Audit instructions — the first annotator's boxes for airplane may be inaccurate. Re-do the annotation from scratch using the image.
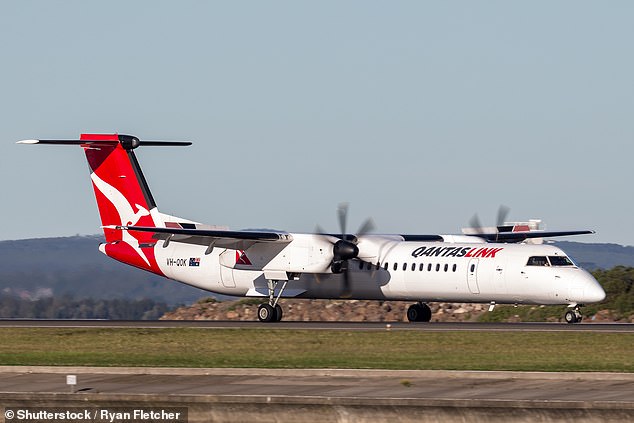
[18,133,606,324]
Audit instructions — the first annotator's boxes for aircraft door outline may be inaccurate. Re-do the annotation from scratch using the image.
[467,258,480,294]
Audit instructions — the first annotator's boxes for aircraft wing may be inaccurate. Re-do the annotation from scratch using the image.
[120,225,293,250]
[121,226,592,249]
[371,231,593,243]
[399,235,446,242]
[469,230,595,243]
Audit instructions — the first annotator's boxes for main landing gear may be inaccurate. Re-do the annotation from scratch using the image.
[258,303,283,323]
[407,302,432,322]
[564,306,583,324]
[257,279,287,323]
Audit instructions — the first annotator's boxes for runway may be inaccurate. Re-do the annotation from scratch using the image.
[0,319,632,332]
[2,367,633,422]
[2,366,634,401]
[2,322,633,421]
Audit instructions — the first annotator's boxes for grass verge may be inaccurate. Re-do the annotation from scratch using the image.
[0,328,632,372]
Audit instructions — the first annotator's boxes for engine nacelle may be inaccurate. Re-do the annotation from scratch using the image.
[220,233,336,275]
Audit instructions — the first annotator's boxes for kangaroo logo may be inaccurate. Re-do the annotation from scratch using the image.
[91,172,151,266]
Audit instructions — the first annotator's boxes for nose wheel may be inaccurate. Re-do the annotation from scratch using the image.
[407,302,432,322]
[564,307,582,324]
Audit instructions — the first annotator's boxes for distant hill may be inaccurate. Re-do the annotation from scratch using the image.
[0,236,631,306]
[553,241,634,270]
[0,235,208,305]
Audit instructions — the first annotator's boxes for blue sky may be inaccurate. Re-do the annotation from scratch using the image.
[1,1,633,245]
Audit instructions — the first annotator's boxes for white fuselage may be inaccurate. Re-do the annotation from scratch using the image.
[21,135,606,318]
[151,233,604,306]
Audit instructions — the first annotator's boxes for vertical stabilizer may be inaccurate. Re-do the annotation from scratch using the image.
[18,133,191,275]
[80,134,165,274]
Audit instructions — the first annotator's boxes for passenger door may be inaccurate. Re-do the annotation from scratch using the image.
[467,258,480,294]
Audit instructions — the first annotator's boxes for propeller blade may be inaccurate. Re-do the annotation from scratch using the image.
[496,205,510,227]
[356,217,376,238]
[469,214,484,235]
[337,203,349,240]
[341,266,352,298]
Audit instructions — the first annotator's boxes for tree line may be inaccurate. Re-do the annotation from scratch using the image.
[0,295,172,320]
[589,266,634,318]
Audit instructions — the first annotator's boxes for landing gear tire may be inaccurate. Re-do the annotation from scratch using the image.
[258,304,276,323]
[407,304,421,322]
[407,302,432,322]
[564,309,582,324]
[259,279,287,323]
[274,304,283,322]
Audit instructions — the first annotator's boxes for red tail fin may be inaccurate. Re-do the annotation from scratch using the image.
[82,133,164,274]
[19,133,191,275]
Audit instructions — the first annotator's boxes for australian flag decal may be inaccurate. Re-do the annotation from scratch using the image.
[189,257,201,267]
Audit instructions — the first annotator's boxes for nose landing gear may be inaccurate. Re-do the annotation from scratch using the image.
[407,302,432,322]
[564,306,583,324]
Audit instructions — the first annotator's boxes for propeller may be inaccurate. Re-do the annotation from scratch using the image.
[317,203,375,298]
[468,214,485,236]
[469,205,510,241]
[496,205,510,228]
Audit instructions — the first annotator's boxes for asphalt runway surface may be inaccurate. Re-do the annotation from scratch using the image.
[2,367,634,404]
[0,319,632,332]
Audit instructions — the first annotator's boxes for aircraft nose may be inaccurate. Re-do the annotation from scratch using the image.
[583,277,606,303]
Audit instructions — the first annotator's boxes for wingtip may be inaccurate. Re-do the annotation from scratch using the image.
[16,139,39,144]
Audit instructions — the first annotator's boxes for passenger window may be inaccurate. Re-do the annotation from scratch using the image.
[402,263,407,271]
[376,261,381,270]
[411,263,416,271]
[359,261,364,270]
[527,256,549,266]
[384,262,389,270]
[436,263,440,272]
[428,263,432,271]
[393,263,398,271]
[470,264,475,272]
[444,264,448,272]
[419,263,424,271]
[452,264,457,272]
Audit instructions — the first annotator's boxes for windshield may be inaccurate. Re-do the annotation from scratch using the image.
[527,256,548,266]
[527,255,576,267]
[548,256,575,267]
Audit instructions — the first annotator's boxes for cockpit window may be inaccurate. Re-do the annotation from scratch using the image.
[548,256,575,266]
[527,256,548,266]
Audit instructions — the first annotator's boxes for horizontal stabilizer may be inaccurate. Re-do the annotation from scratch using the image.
[18,139,191,146]
[18,134,191,150]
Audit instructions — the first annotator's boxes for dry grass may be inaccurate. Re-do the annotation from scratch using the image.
[0,328,631,372]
